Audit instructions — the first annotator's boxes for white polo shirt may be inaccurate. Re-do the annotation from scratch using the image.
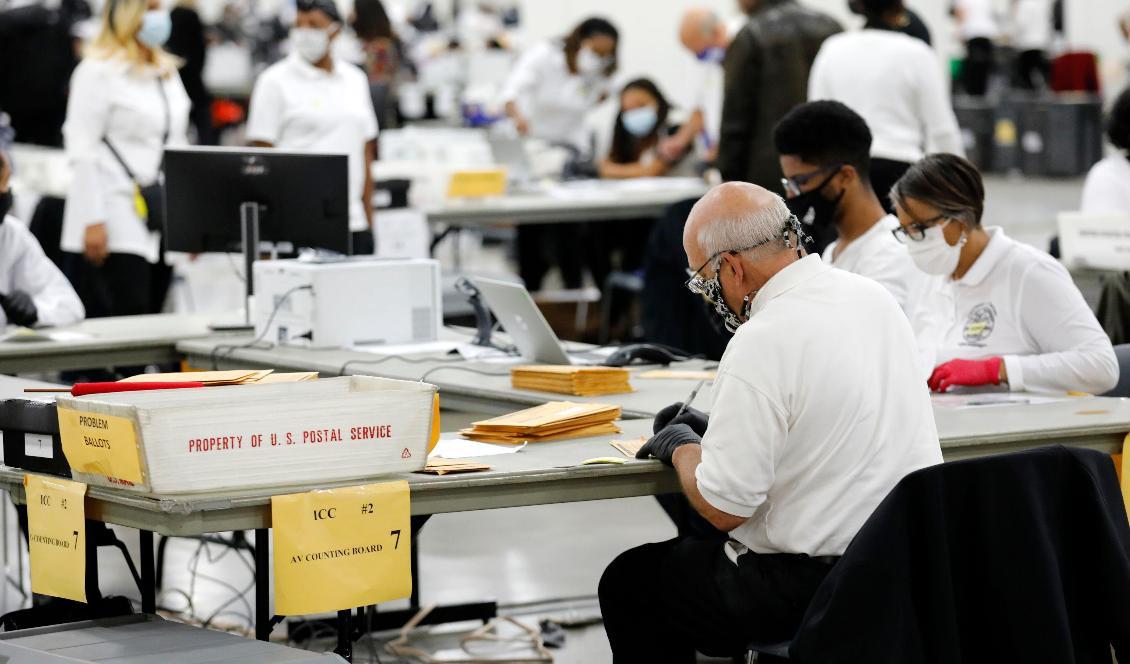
[808,30,964,164]
[1081,155,1130,214]
[934,227,1119,395]
[823,215,949,375]
[246,54,379,232]
[1,215,84,327]
[696,255,942,558]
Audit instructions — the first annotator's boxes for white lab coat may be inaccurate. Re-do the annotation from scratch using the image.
[1011,0,1052,51]
[498,40,612,152]
[0,215,84,327]
[956,0,999,40]
[61,57,190,264]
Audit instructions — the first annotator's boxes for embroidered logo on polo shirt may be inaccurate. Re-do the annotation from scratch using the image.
[961,303,997,346]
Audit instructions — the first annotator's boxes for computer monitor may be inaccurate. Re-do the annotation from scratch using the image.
[163,146,351,255]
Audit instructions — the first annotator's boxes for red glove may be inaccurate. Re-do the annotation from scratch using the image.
[928,357,1003,393]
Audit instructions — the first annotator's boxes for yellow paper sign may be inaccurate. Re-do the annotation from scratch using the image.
[447,169,506,199]
[272,481,411,616]
[25,474,87,602]
[57,408,144,485]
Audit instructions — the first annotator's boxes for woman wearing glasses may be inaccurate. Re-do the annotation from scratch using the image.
[890,154,1118,395]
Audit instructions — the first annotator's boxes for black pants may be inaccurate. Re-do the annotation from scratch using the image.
[63,252,153,319]
[586,218,652,293]
[516,224,584,291]
[869,158,912,214]
[1014,49,1050,90]
[962,38,994,96]
[351,229,375,255]
[599,537,835,663]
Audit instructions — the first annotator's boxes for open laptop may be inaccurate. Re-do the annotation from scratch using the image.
[470,277,602,365]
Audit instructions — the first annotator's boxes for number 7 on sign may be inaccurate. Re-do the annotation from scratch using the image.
[391,529,401,549]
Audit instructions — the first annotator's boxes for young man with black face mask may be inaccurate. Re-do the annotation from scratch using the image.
[775,101,943,375]
[0,149,84,328]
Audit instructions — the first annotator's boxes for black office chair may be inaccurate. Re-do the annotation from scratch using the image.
[788,446,1130,662]
[1102,343,1130,398]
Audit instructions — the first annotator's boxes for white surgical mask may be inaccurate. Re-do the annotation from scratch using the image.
[621,106,658,137]
[137,10,172,48]
[906,220,966,276]
[576,46,606,76]
[291,27,331,63]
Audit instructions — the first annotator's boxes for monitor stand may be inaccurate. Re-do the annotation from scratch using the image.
[208,201,261,332]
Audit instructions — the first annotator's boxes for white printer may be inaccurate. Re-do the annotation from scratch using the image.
[252,258,442,349]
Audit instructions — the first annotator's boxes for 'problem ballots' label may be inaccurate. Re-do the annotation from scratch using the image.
[57,408,144,485]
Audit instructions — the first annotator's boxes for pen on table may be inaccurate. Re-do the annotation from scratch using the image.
[673,379,707,419]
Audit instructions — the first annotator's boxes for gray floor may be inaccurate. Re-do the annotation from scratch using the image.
[0,175,1092,662]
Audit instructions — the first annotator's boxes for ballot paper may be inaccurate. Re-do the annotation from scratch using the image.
[430,438,526,459]
[120,370,273,386]
[610,437,647,458]
[511,365,632,397]
[636,370,717,381]
[0,328,92,343]
[931,393,1069,409]
[418,457,492,475]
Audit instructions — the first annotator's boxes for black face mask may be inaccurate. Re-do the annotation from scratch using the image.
[785,171,844,229]
[0,190,11,222]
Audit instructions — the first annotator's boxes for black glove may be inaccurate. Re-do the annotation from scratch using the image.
[636,423,702,467]
[0,291,37,327]
[653,402,709,436]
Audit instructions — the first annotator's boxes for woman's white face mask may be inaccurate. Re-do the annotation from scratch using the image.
[291,26,333,63]
[576,46,607,76]
[906,219,966,276]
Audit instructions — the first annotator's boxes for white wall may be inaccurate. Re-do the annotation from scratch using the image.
[513,0,1129,110]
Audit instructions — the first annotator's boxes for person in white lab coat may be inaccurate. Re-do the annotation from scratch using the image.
[1009,0,1052,90]
[891,154,1119,395]
[499,16,618,153]
[1081,86,1130,213]
[663,7,730,164]
[774,101,943,373]
[953,0,999,96]
[246,0,380,255]
[498,16,619,291]
[60,0,190,318]
[0,149,83,328]
[808,0,964,213]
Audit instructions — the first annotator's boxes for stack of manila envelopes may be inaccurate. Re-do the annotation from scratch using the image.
[461,401,621,444]
[511,365,632,397]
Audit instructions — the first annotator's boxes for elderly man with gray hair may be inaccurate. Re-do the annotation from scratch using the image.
[598,182,941,662]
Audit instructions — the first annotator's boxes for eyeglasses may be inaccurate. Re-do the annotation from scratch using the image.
[684,239,773,295]
[891,213,949,243]
[780,163,843,198]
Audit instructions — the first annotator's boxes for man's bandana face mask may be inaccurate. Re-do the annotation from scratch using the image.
[689,215,811,334]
